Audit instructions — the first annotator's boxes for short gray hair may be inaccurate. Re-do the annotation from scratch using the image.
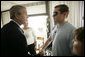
[10,5,25,19]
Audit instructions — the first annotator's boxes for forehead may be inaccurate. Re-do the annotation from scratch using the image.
[54,8,60,12]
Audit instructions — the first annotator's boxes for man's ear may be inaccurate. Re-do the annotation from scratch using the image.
[64,12,66,16]
[64,12,67,17]
[15,13,19,19]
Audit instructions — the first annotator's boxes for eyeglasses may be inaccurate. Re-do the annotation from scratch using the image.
[53,12,58,16]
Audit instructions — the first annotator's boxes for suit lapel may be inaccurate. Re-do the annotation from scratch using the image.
[10,21,24,34]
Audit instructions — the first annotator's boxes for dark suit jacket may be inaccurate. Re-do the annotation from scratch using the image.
[1,21,29,56]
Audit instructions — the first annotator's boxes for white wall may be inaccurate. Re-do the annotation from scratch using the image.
[26,4,46,15]
[1,1,15,11]
[1,1,15,27]
[1,11,11,26]
[1,17,3,28]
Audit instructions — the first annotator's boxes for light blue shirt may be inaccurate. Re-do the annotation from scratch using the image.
[49,25,57,40]
[50,22,76,56]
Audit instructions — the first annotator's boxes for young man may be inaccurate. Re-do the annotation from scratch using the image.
[40,4,76,56]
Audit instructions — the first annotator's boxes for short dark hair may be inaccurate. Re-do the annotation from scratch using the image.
[10,5,25,19]
[55,4,69,17]
[74,27,84,43]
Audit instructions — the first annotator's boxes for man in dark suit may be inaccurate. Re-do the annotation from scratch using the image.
[1,5,29,56]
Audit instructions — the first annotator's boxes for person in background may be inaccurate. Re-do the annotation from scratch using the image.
[73,27,84,56]
[40,4,76,56]
[23,22,36,55]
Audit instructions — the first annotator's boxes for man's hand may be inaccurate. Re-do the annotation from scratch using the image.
[39,49,45,56]
[38,38,51,56]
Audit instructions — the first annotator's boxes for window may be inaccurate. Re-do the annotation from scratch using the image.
[28,15,48,53]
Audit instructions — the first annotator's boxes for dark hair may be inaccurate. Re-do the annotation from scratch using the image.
[10,5,25,19]
[74,27,84,43]
[55,4,69,17]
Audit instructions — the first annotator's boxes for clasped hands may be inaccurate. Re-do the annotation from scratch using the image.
[38,48,45,56]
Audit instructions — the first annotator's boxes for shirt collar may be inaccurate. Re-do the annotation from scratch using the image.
[57,21,68,28]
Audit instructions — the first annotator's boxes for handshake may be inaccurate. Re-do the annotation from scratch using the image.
[37,48,45,56]
[37,38,51,56]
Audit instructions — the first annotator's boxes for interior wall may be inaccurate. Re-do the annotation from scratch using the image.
[1,16,3,28]
[1,11,11,26]
[26,4,46,15]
